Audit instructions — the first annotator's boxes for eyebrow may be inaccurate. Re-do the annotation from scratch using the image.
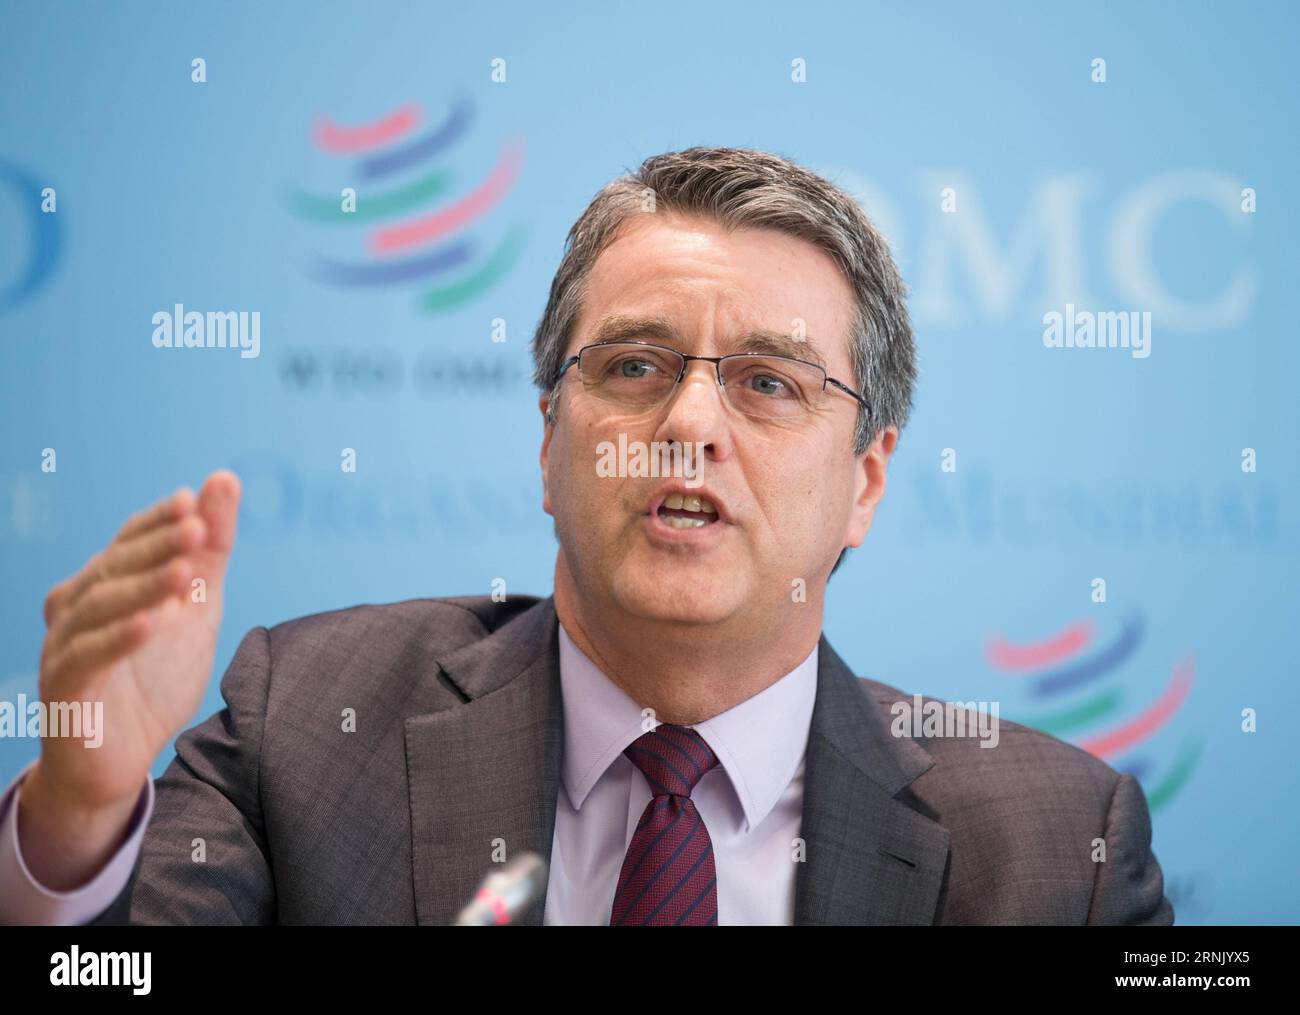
[587,315,828,368]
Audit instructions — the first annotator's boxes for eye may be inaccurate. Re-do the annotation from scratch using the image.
[742,369,798,398]
[610,356,662,379]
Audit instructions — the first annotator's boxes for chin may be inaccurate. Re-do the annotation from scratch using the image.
[608,557,747,626]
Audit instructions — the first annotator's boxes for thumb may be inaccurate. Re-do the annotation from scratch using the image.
[197,469,241,559]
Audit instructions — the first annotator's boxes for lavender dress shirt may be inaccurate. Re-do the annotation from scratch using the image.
[544,624,817,924]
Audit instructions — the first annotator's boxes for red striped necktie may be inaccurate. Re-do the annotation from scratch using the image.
[610,723,720,926]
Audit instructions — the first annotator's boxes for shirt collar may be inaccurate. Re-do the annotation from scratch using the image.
[557,621,818,833]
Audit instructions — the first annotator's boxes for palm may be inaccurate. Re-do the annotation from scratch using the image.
[94,558,226,799]
[37,472,239,812]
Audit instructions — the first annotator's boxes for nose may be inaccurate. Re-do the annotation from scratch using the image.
[653,359,731,460]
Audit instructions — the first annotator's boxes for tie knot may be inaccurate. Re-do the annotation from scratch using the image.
[624,724,719,798]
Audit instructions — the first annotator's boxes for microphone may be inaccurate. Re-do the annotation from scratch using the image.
[453,852,549,925]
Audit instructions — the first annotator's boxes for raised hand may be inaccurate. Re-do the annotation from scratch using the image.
[17,470,241,890]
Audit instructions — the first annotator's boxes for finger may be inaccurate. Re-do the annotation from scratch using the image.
[100,515,205,584]
[196,470,241,556]
[52,513,203,622]
[44,573,80,627]
[115,486,197,543]
[48,557,193,648]
[44,552,109,629]
[43,610,154,695]
[45,488,199,626]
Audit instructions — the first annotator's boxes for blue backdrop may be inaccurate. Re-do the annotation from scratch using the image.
[1,0,1296,924]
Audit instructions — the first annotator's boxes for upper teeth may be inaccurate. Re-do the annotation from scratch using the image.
[664,493,717,514]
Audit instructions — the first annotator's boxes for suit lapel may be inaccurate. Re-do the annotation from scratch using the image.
[403,596,949,926]
[404,597,563,926]
[793,636,951,925]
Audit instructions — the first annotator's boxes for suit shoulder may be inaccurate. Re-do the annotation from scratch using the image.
[242,594,545,715]
[856,675,1122,806]
[244,590,543,701]
[265,593,544,653]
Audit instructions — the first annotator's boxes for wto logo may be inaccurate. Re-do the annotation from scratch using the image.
[286,94,526,312]
[986,610,1202,812]
[0,161,62,313]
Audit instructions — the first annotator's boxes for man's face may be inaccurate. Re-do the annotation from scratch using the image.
[540,211,894,627]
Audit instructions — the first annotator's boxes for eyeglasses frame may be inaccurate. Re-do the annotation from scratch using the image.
[553,339,871,418]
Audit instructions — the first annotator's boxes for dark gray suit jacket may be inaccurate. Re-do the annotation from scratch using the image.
[90,594,1173,925]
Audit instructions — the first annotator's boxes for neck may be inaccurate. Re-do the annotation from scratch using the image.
[552,555,823,725]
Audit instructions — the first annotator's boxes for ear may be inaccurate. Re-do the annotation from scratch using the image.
[539,392,555,516]
[843,426,898,549]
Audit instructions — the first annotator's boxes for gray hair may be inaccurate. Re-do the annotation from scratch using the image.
[530,146,916,575]
[531,146,915,452]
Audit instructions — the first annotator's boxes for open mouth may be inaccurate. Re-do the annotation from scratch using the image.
[656,493,719,530]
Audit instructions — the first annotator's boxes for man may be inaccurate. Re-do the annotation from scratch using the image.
[0,147,1172,925]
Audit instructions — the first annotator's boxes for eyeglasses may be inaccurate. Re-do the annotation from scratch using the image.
[554,341,870,421]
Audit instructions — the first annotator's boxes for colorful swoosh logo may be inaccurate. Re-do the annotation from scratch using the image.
[985,610,1201,811]
[286,95,527,311]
